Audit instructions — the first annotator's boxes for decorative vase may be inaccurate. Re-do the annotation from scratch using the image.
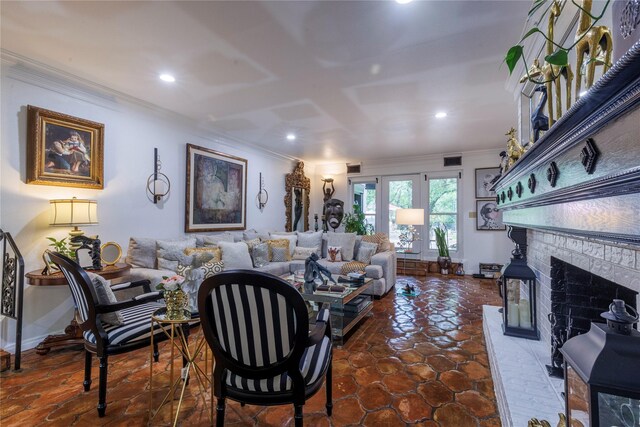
[437,256,451,275]
[164,289,189,320]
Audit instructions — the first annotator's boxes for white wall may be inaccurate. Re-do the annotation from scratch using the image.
[0,60,298,351]
[315,152,513,274]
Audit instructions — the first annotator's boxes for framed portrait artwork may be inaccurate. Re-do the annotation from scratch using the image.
[27,106,104,189]
[185,144,247,232]
[475,167,500,199]
[476,200,506,231]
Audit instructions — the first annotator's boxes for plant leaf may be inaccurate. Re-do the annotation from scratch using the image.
[545,49,569,66]
[528,0,547,17]
[520,27,542,42]
[505,45,523,74]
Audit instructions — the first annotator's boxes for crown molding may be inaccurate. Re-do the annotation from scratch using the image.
[1,49,300,164]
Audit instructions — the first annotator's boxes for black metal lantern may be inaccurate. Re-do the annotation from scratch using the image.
[500,246,539,340]
[560,300,640,427]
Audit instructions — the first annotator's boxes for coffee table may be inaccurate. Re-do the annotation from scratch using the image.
[283,274,374,346]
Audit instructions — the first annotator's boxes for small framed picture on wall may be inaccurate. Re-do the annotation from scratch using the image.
[476,200,506,231]
[475,167,500,199]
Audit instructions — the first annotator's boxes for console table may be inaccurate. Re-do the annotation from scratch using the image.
[27,263,131,355]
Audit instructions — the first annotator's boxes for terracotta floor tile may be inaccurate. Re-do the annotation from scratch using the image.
[0,274,503,426]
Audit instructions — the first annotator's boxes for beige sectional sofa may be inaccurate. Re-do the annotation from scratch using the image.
[124,230,397,308]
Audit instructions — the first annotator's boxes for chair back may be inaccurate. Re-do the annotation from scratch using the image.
[198,270,309,380]
[46,251,98,329]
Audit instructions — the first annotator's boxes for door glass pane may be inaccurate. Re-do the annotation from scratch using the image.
[428,177,458,251]
[353,182,377,233]
[388,180,413,246]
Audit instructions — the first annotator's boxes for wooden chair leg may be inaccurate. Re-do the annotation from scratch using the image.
[83,350,92,391]
[216,398,226,427]
[294,404,303,427]
[97,355,108,417]
[326,359,333,416]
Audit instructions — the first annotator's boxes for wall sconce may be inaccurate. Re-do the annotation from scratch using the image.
[50,197,99,249]
[146,148,170,203]
[256,172,269,211]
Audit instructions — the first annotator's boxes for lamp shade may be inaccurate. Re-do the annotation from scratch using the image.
[396,208,424,225]
[50,198,99,226]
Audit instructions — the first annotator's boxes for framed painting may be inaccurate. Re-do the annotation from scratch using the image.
[475,167,500,199]
[185,144,247,232]
[27,105,104,189]
[476,200,506,231]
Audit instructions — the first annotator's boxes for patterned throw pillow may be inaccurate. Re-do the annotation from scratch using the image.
[265,239,290,261]
[251,243,270,268]
[244,238,261,250]
[201,260,224,278]
[340,261,368,275]
[269,233,297,256]
[184,247,221,267]
[356,241,378,264]
[328,246,342,262]
[271,246,290,262]
[87,272,124,326]
[292,247,317,260]
[362,233,391,253]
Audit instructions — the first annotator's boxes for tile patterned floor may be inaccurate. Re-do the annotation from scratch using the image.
[0,275,503,426]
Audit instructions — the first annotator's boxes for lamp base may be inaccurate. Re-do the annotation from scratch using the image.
[68,227,84,251]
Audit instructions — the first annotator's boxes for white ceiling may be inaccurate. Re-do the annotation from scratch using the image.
[1,0,530,163]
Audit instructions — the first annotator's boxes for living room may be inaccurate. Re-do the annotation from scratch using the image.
[2,1,640,426]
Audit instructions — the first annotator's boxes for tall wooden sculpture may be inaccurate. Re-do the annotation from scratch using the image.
[575,0,613,97]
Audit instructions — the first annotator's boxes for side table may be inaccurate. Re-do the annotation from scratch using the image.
[26,263,131,355]
[149,309,212,426]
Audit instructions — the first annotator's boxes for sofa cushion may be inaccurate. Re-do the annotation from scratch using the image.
[296,231,323,254]
[87,272,124,326]
[128,267,176,289]
[251,243,270,268]
[356,242,378,264]
[202,233,235,247]
[327,232,357,261]
[156,238,196,271]
[256,262,290,277]
[362,233,391,253]
[316,258,346,275]
[270,233,297,256]
[265,239,290,261]
[126,237,157,269]
[292,247,317,260]
[271,246,290,262]
[218,241,253,270]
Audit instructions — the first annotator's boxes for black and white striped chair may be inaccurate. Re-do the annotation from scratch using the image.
[46,251,169,417]
[198,270,333,427]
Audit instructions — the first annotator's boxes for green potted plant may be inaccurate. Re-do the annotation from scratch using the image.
[434,226,451,275]
[344,204,374,235]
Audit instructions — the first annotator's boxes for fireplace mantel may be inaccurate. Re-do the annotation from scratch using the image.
[494,42,640,245]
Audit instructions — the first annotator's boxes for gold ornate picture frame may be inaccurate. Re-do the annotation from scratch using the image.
[27,105,104,189]
[185,144,247,232]
[284,161,310,232]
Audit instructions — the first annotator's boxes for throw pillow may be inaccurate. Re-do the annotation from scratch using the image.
[356,241,378,264]
[202,233,235,247]
[201,260,224,278]
[251,243,270,268]
[327,246,342,262]
[340,261,368,275]
[243,238,261,250]
[125,237,157,269]
[269,233,297,256]
[292,246,317,260]
[184,247,222,267]
[327,232,357,261]
[86,272,124,326]
[218,241,253,270]
[362,233,392,253]
[296,231,323,254]
[157,238,196,271]
[265,239,290,261]
[271,246,290,262]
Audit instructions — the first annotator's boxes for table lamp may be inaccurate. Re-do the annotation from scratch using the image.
[50,197,99,249]
[396,208,424,251]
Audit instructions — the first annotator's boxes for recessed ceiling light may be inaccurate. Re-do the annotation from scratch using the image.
[396,0,413,4]
[286,133,296,141]
[435,112,447,119]
[159,73,175,83]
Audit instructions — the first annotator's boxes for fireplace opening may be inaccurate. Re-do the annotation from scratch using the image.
[546,257,638,377]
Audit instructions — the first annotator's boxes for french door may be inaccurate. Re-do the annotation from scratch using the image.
[381,175,421,249]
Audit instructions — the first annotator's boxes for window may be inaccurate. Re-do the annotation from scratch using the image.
[427,176,458,252]
[353,182,377,232]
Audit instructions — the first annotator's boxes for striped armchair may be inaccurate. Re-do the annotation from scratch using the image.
[198,270,333,427]
[46,251,168,417]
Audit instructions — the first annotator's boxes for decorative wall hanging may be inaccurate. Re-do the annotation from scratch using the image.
[27,105,104,189]
[146,148,170,203]
[256,172,268,211]
[476,200,506,231]
[284,162,310,232]
[185,144,247,232]
[475,167,501,199]
[324,198,345,231]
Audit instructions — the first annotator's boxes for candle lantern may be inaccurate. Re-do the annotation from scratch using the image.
[560,300,640,427]
[500,246,539,340]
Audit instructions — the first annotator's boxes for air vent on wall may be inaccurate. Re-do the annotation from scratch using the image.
[443,155,462,167]
[346,162,362,174]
